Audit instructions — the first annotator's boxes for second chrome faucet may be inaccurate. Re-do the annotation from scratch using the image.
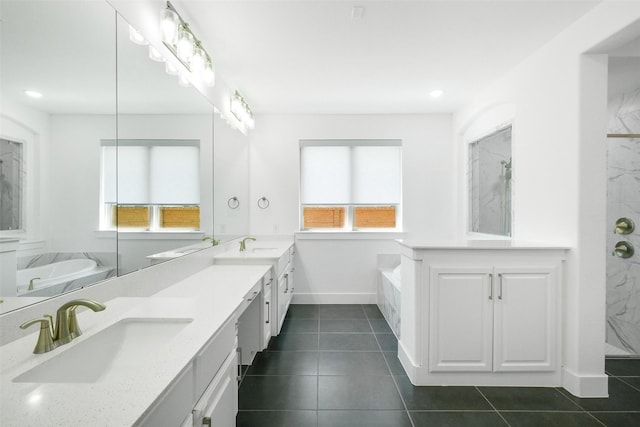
[20,299,106,354]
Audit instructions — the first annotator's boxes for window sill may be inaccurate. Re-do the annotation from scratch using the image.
[94,230,204,240]
[295,231,407,240]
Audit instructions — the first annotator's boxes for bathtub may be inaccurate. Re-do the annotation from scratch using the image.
[17,259,111,297]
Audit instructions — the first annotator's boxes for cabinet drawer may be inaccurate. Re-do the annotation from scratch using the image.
[276,252,290,277]
[137,363,195,427]
[194,315,236,396]
[263,270,273,288]
[192,350,238,427]
[237,281,262,316]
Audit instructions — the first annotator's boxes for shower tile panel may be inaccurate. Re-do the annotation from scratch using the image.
[469,127,511,236]
[608,88,640,135]
[607,88,640,355]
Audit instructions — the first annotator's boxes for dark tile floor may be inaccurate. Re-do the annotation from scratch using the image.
[237,304,640,426]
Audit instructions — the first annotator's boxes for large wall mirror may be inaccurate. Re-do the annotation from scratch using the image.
[0,0,250,314]
[115,13,214,275]
[468,125,513,237]
[0,0,118,311]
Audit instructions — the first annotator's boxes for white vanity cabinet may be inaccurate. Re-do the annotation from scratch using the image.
[429,265,557,373]
[237,279,263,365]
[398,240,567,388]
[137,315,237,427]
[263,273,273,348]
[214,241,295,338]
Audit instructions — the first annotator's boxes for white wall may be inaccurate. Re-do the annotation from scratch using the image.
[248,114,454,302]
[213,114,250,239]
[454,1,640,397]
[49,115,116,252]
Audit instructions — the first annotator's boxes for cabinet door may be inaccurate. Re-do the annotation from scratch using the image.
[429,267,493,372]
[263,282,272,349]
[277,272,288,334]
[493,266,557,372]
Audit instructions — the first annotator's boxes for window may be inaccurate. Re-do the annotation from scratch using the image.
[300,140,401,231]
[100,139,200,230]
[0,138,24,231]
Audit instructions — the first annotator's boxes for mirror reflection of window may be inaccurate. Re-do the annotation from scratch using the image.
[469,126,512,237]
[0,139,24,231]
[100,139,200,231]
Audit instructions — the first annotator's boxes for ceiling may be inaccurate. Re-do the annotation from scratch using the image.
[0,1,211,115]
[184,0,602,114]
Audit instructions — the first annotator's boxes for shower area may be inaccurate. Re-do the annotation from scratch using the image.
[469,125,512,237]
[606,87,640,356]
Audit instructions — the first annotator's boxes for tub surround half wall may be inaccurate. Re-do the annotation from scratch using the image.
[0,238,248,345]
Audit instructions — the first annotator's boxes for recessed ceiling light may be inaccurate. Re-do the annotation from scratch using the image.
[352,6,364,20]
[24,90,43,98]
[430,89,444,98]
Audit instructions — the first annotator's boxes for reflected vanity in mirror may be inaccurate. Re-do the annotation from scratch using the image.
[469,125,513,237]
[0,1,250,314]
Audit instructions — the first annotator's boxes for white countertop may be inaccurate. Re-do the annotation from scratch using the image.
[213,239,293,260]
[0,264,270,427]
[397,239,571,250]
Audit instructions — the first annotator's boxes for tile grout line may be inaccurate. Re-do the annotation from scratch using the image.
[317,306,320,427]
[363,304,417,427]
[474,386,512,427]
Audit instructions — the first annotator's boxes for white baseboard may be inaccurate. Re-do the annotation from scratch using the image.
[291,293,377,304]
[562,367,609,397]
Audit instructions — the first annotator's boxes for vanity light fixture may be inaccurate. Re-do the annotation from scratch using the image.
[230,91,255,130]
[165,60,180,76]
[148,45,165,62]
[128,25,148,46]
[160,1,215,87]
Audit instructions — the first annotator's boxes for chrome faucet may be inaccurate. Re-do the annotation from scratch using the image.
[239,236,256,252]
[52,299,106,345]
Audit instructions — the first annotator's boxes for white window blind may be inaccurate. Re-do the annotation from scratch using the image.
[149,146,200,204]
[118,146,150,204]
[101,146,117,204]
[352,146,401,204]
[300,146,350,204]
[101,139,200,205]
[300,140,401,205]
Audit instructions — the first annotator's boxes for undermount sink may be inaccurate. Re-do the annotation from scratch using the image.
[13,317,192,383]
[248,247,277,253]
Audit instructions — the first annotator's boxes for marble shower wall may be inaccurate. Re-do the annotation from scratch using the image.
[469,126,512,236]
[607,87,640,354]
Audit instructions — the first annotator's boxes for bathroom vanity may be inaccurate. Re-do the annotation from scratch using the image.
[398,240,568,387]
[214,240,295,337]
[0,264,273,426]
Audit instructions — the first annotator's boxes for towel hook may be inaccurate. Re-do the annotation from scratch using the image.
[257,197,270,209]
[227,197,240,209]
